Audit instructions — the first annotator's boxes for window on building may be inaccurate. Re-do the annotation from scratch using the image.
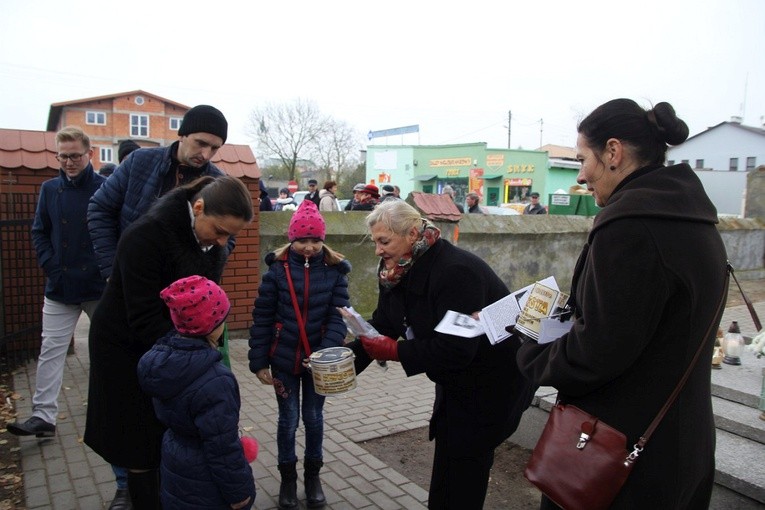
[729,158,738,171]
[99,147,113,163]
[746,157,756,170]
[667,160,675,166]
[130,114,149,137]
[169,117,182,131]
[695,159,704,169]
[86,111,106,125]
[681,159,689,165]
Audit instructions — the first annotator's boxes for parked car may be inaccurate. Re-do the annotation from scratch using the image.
[483,205,520,215]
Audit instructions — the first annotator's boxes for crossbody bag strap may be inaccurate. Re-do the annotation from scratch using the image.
[633,267,730,456]
[729,262,762,331]
[284,261,312,357]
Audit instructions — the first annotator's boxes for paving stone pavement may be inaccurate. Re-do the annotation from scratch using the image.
[11,316,433,509]
[10,298,764,509]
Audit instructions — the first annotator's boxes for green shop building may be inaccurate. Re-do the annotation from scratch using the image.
[366,142,551,208]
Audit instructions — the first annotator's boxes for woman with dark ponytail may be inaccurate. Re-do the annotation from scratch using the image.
[517,99,727,509]
[85,176,253,509]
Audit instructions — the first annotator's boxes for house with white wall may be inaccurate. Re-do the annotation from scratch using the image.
[667,118,765,215]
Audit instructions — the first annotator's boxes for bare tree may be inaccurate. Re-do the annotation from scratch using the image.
[247,99,327,181]
[309,119,363,182]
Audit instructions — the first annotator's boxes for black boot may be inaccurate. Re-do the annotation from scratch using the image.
[304,458,326,508]
[277,462,298,509]
[127,470,161,510]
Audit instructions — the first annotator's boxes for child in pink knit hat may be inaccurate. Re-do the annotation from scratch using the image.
[137,275,255,510]
[248,199,351,508]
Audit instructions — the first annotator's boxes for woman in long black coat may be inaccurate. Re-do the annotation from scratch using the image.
[517,99,728,509]
[84,176,253,509]
[348,199,535,510]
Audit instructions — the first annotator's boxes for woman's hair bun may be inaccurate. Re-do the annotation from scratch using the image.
[652,102,689,146]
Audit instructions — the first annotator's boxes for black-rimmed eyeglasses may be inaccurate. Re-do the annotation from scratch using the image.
[56,152,88,162]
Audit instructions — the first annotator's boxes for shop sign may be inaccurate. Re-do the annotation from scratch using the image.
[486,154,504,167]
[445,169,461,177]
[505,178,533,186]
[506,164,536,173]
[551,195,571,206]
[430,157,472,167]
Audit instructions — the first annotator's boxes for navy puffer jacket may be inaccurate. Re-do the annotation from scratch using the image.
[87,144,224,279]
[248,248,351,375]
[137,333,255,510]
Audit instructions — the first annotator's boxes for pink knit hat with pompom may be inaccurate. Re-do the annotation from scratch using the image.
[160,275,230,337]
[288,199,326,242]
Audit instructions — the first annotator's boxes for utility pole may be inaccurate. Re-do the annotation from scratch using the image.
[507,110,512,149]
[539,118,544,148]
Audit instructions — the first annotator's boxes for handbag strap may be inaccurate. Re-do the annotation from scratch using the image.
[635,261,759,454]
[729,263,762,331]
[284,260,313,358]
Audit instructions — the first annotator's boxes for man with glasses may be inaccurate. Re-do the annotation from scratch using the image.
[8,127,106,438]
[88,105,230,280]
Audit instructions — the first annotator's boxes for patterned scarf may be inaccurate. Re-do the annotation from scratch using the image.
[378,219,441,289]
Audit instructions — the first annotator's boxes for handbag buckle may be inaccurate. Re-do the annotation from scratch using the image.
[624,443,643,466]
[577,420,595,449]
[576,432,590,449]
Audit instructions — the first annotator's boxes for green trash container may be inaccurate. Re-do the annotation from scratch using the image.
[548,194,581,215]
[576,194,600,216]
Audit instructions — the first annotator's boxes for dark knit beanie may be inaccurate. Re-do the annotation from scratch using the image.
[178,105,228,143]
[118,140,140,163]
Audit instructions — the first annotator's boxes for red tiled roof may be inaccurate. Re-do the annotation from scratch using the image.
[0,128,260,178]
[410,192,462,222]
[0,128,58,170]
[212,144,261,178]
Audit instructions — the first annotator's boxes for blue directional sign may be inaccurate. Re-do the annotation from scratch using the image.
[368,124,420,140]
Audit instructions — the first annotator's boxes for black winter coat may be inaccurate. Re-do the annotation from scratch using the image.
[353,239,535,456]
[31,164,106,303]
[84,187,227,469]
[517,164,728,509]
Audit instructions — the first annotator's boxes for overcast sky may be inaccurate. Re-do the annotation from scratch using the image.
[2,0,763,154]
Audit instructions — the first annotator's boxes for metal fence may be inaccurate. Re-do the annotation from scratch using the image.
[0,192,44,370]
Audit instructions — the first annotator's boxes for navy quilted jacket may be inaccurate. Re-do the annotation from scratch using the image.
[248,248,351,375]
[87,144,225,279]
[137,333,255,510]
[31,164,106,303]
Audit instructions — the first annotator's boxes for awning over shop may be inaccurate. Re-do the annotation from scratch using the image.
[412,174,437,181]
[481,174,502,179]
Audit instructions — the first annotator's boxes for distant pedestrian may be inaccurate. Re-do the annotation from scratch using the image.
[441,185,464,213]
[380,184,399,203]
[318,180,339,211]
[466,192,483,213]
[305,179,321,207]
[259,180,273,211]
[523,192,547,214]
[274,187,297,211]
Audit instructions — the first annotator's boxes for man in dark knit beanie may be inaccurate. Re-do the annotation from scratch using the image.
[178,105,228,143]
[118,139,140,163]
[88,104,234,281]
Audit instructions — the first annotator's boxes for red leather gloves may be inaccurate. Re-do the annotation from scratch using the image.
[360,335,400,361]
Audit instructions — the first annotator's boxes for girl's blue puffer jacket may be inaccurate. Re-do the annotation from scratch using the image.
[248,248,351,375]
[137,333,255,510]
